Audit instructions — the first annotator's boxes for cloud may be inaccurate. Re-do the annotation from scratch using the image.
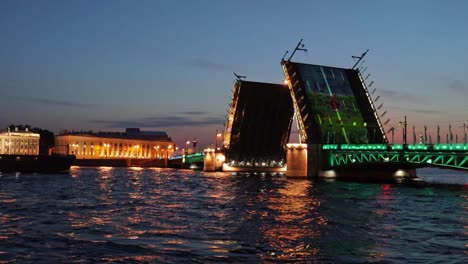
[411,109,444,114]
[388,105,444,115]
[449,80,468,93]
[6,95,93,108]
[93,113,225,128]
[189,58,233,71]
[177,111,208,116]
[378,89,418,101]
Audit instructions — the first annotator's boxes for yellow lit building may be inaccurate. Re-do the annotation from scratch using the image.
[0,127,40,155]
[55,128,175,160]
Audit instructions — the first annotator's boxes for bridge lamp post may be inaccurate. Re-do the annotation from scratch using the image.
[286,39,308,62]
[185,140,190,154]
[167,145,173,158]
[387,127,395,144]
[398,116,408,146]
[460,123,467,144]
[192,138,197,153]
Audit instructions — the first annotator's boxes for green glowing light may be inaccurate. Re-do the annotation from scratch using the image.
[408,144,428,150]
[322,144,338,150]
[326,146,468,171]
[392,144,403,150]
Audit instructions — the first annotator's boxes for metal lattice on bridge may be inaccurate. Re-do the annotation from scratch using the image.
[324,144,468,171]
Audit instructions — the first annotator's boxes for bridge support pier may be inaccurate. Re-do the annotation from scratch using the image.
[326,165,418,182]
[286,144,308,177]
[203,148,224,172]
[308,144,325,178]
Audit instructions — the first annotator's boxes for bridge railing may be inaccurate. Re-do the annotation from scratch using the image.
[323,143,468,151]
[323,144,468,171]
[168,152,205,163]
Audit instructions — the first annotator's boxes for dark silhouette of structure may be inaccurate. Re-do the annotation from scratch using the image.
[222,80,294,166]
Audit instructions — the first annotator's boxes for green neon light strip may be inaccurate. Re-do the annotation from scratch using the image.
[323,144,338,150]
[323,147,468,171]
[323,144,468,151]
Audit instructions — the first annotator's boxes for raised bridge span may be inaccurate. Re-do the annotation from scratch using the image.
[200,42,468,179]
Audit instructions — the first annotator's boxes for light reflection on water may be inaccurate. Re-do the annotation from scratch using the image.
[0,167,466,263]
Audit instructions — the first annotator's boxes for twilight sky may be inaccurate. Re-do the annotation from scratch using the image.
[1,0,468,147]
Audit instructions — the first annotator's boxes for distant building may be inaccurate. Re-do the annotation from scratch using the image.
[55,128,175,160]
[0,127,40,155]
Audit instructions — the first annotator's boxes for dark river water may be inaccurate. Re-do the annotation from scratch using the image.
[0,167,467,263]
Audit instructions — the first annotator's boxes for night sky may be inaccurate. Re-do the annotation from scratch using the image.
[1,0,468,147]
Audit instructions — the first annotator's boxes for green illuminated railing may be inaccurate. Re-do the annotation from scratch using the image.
[185,152,204,163]
[322,143,468,151]
[323,144,468,171]
[433,144,468,151]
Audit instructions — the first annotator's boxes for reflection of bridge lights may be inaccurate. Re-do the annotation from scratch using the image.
[382,184,391,191]
[394,170,406,177]
[321,170,337,178]
[351,158,356,163]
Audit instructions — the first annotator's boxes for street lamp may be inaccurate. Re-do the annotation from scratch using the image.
[215,130,222,150]
[398,116,407,146]
[167,144,173,158]
[185,140,190,154]
[192,138,197,153]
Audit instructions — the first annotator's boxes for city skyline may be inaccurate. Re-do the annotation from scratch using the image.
[1,0,468,148]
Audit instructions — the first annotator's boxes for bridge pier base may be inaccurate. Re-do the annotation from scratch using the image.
[308,144,325,178]
[286,144,308,177]
[323,165,418,182]
[203,148,224,172]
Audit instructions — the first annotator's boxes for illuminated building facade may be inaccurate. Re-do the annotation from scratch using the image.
[0,128,40,155]
[55,128,175,160]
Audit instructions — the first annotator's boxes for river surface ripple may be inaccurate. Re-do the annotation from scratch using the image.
[0,167,467,263]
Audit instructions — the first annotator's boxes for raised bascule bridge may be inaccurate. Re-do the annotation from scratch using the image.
[217,80,294,172]
[201,40,468,180]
